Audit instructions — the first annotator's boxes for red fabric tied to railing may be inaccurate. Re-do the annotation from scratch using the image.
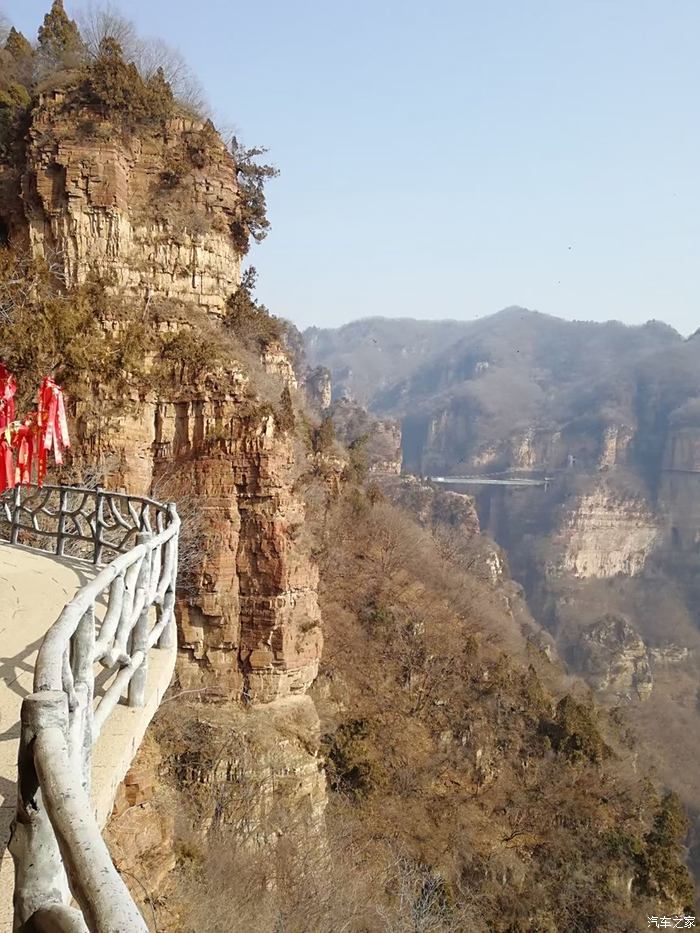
[13,416,36,487]
[0,368,70,492]
[0,363,16,430]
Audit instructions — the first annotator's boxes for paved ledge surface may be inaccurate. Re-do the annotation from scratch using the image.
[0,543,176,930]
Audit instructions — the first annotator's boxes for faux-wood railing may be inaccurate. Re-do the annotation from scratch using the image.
[0,484,180,933]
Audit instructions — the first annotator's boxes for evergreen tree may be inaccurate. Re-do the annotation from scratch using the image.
[37,0,84,69]
[277,385,295,434]
[316,416,335,453]
[5,28,33,62]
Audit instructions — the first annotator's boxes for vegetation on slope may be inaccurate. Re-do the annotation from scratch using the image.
[144,474,694,932]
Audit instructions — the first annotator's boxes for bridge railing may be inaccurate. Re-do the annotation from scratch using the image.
[1,484,179,933]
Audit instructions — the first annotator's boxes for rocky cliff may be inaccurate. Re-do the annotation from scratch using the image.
[1,78,322,704]
[14,91,241,314]
[0,37,327,921]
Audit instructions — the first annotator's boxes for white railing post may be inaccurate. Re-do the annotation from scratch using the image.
[156,504,179,650]
[57,487,68,557]
[93,488,104,565]
[71,606,96,794]
[128,532,153,708]
[9,691,73,930]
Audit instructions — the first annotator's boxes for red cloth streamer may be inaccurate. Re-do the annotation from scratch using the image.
[0,364,16,492]
[0,369,70,491]
[0,363,16,430]
[36,377,70,487]
[0,432,13,493]
[12,415,36,487]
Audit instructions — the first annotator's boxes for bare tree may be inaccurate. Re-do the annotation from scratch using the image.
[0,249,66,324]
[0,11,11,44]
[76,2,208,114]
[77,1,138,57]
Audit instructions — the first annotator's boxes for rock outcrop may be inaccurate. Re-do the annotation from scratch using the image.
[1,66,328,913]
[304,365,332,412]
[14,92,241,316]
[575,615,653,702]
[329,397,402,474]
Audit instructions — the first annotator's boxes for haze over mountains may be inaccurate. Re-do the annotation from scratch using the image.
[307,308,700,882]
[306,307,697,476]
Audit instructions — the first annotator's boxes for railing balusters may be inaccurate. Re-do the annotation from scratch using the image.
[10,483,21,544]
[94,571,125,661]
[57,487,68,557]
[149,541,162,604]
[93,487,104,565]
[71,607,96,794]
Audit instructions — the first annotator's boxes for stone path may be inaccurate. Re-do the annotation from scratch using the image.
[0,543,176,930]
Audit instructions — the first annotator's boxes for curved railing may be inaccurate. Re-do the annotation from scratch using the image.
[0,484,179,933]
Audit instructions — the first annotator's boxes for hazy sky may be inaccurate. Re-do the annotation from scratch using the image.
[13,1,700,334]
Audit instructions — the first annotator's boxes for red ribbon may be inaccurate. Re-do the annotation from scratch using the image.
[0,368,70,490]
[0,435,13,493]
[37,377,70,486]
[0,363,16,431]
[12,416,36,487]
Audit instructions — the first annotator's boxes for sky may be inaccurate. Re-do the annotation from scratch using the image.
[12,1,700,334]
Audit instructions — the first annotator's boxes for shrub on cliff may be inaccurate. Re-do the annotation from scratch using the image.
[229,138,279,254]
[307,484,695,929]
[83,37,174,125]
[225,267,284,351]
[0,28,35,156]
[77,4,208,116]
[635,791,695,910]
[0,252,145,405]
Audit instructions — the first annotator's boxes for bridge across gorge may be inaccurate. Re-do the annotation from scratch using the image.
[429,473,553,489]
[0,484,180,932]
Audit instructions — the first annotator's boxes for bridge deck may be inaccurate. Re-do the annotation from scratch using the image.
[430,475,549,487]
[0,543,176,929]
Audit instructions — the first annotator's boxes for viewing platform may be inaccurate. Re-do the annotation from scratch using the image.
[0,485,180,932]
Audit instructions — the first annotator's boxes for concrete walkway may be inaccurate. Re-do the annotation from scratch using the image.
[0,543,176,930]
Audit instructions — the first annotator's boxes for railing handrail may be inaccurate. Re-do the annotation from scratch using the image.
[10,482,171,512]
[5,484,180,933]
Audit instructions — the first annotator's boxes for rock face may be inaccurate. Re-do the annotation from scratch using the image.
[105,696,327,929]
[379,474,480,536]
[558,487,659,579]
[576,615,653,702]
[15,92,241,316]
[152,400,322,703]
[659,417,700,553]
[2,78,329,908]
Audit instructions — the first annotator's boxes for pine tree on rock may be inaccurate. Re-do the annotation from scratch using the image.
[37,0,84,69]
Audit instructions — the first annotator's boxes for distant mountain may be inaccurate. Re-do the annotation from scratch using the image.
[305,308,683,474]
